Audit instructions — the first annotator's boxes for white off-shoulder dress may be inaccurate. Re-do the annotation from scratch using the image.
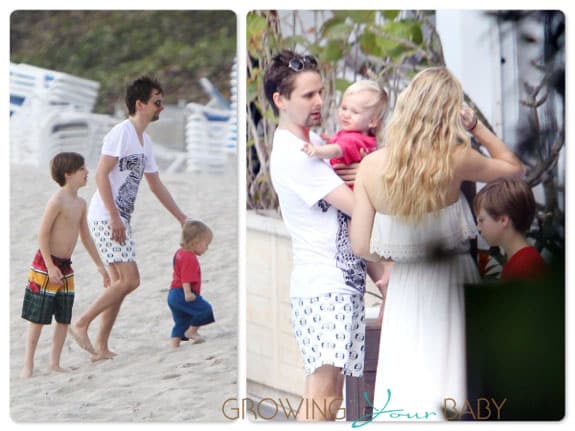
[371,195,479,421]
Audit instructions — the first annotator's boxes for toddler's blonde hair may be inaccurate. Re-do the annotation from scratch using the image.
[181,220,212,248]
[343,80,388,140]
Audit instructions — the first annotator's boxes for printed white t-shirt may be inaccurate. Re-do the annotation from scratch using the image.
[270,128,366,298]
[88,119,159,223]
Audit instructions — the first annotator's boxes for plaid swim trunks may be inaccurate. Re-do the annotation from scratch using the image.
[290,293,366,377]
[89,219,136,264]
[21,250,75,325]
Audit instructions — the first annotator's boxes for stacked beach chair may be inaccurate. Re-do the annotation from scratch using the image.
[185,57,237,173]
[9,63,115,167]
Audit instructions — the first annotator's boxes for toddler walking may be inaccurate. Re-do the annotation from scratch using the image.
[167,220,215,347]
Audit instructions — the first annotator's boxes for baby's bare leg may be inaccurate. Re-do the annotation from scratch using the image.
[21,322,43,378]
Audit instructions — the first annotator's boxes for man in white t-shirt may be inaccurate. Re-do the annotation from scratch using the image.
[265,50,369,421]
[70,76,187,361]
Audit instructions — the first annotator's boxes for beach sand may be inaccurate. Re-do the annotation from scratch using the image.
[9,162,238,422]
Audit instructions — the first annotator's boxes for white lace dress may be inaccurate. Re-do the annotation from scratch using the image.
[371,195,479,421]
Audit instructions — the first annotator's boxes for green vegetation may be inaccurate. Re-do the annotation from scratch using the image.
[10,10,236,113]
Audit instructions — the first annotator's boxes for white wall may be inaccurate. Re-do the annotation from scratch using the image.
[437,10,503,136]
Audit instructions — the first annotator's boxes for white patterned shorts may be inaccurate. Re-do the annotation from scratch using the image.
[290,293,365,377]
[89,219,136,264]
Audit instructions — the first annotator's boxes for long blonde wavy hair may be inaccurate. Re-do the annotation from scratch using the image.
[379,67,471,221]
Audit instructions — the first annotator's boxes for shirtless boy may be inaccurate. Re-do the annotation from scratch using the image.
[21,152,110,378]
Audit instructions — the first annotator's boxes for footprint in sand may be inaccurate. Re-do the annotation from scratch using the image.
[162,374,181,380]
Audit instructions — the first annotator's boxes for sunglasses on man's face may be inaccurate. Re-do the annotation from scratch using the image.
[288,55,318,72]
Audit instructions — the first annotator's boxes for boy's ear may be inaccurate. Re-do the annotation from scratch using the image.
[499,215,510,228]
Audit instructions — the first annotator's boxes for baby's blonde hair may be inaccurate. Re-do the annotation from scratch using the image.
[181,220,212,248]
[378,67,470,221]
[343,80,388,140]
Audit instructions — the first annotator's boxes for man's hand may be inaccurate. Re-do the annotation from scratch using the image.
[110,213,126,244]
[179,214,188,227]
[332,148,368,186]
[333,162,360,186]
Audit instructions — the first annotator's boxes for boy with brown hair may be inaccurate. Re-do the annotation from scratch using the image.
[473,177,546,281]
[21,152,110,378]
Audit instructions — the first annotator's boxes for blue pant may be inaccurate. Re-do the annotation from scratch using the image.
[167,288,215,338]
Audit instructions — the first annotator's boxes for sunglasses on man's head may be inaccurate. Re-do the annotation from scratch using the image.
[288,55,318,72]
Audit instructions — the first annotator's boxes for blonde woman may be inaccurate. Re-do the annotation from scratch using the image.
[350,67,524,420]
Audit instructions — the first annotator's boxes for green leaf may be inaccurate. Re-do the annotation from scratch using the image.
[409,22,423,45]
[332,11,352,20]
[378,38,404,59]
[382,10,400,20]
[336,78,352,93]
[319,40,344,63]
[246,76,259,104]
[321,21,355,40]
[347,11,376,24]
[320,16,347,38]
[383,19,423,45]
[282,35,311,50]
[246,13,268,39]
[359,31,382,56]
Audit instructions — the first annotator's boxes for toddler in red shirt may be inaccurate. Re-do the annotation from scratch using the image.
[301,79,388,189]
[167,220,215,347]
[473,177,546,281]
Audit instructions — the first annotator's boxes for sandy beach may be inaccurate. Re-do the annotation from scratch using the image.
[9,162,238,422]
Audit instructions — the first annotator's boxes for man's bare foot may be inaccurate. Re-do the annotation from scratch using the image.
[68,324,96,355]
[171,337,181,348]
[20,366,33,379]
[90,350,117,362]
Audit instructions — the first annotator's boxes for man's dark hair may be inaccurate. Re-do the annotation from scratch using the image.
[263,50,320,116]
[50,152,85,186]
[125,76,163,115]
